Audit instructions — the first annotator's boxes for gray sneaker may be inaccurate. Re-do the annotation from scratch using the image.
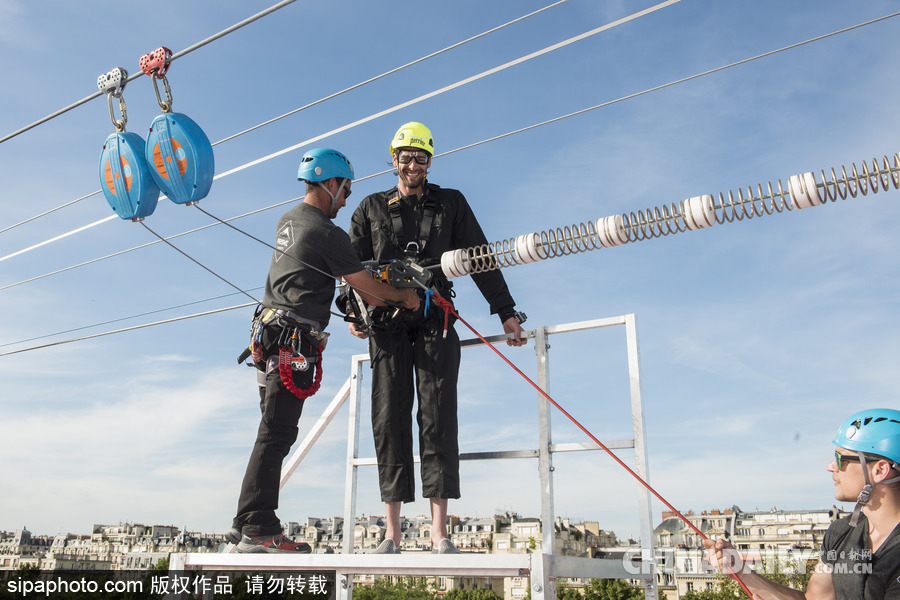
[432,539,460,554]
[236,533,311,554]
[224,527,242,545]
[372,538,400,554]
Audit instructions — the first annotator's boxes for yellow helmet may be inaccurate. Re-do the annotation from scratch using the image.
[389,122,434,157]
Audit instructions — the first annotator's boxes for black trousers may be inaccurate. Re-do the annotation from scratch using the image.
[369,313,461,503]
[232,325,314,537]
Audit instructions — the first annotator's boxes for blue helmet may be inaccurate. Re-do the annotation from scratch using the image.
[833,408,900,465]
[297,148,354,183]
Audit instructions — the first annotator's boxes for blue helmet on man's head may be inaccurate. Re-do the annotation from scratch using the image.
[833,408,900,527]
[297,148,354,183]
[833,408,900,465]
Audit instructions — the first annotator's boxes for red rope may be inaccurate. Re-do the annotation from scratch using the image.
[278,344,324,401]
[431,294,753,598]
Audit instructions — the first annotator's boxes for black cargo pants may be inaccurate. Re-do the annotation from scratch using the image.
[370,311,461,503]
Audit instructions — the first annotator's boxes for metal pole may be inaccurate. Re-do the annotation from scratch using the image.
[535,326,555,599]
[625,314,658,600]
[340,355,367,599]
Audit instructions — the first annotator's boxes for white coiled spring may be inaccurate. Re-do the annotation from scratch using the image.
[440,152,900,278]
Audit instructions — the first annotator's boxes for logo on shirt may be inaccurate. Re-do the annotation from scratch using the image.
[275,221,295,262]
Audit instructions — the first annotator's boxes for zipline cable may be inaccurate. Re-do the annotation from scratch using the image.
[0,0,679,262]
[432,295,754,598]
[0,191,98,236]
[0,1,567,235]
[0,197,408,355]
[212,0,682,181]
[139,221,260,304]
[0,0,303,146]
[0,303,256,358]
[7,147,900,358]
[0,199,299,292]
[0,287,263,349]
[4,10,898,290]
[0,161,395,291]
[213,0,569,146]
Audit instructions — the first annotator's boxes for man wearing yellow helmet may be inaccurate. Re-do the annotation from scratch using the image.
[348,122,527,555]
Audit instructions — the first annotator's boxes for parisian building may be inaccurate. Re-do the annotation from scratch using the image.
[653,506,845,599]
[0,514,623,599]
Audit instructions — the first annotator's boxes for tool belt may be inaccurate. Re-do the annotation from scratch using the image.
[238,306,329,400]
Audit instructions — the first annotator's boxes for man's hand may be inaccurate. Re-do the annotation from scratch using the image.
[399,288,420,312]
[502,316,527,347]
[348,320,371,339]
[702,538,750,576]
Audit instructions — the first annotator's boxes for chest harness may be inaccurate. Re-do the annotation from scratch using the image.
[388,186,439,262]
[340,188,454,338]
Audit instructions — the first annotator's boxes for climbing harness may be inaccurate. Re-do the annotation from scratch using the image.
[337,257,440,335]
[276,325,324,401]
[387,190,439,259]
[240,307,329,401]
[140,46,215,207]
[97,67,161,222]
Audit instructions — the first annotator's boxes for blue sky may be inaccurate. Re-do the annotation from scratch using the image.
[2,0,900,542]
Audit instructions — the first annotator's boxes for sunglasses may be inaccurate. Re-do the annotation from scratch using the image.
[397,151,429,165]
[834,451,863,470]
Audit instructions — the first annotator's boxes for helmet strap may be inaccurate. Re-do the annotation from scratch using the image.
[319,178,347,217]
[848,454,900,527]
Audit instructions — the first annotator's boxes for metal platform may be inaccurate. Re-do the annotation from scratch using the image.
[173,315,657,600]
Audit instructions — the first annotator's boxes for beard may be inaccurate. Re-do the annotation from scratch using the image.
[399,168,428,191]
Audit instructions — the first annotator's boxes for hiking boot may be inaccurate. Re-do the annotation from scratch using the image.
[372,539,401,554]
[432,539,461,554]
[236,533,311,554]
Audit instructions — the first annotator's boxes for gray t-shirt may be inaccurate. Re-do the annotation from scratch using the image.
[822,514,900,599]
[262,202,364,329]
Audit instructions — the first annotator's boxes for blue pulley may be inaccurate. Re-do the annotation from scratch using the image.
[98,131,161,221]
[146,112,214,205]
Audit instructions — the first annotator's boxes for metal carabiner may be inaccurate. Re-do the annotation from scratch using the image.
[139,47,174,113]
[150,75,174,113]
[107,95,127,132]
[97,67,129,131]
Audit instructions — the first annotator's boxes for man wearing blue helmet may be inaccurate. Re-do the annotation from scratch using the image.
[229,148,419,553]
[704,408,900,599]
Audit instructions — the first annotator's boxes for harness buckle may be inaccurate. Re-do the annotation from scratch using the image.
[404,241,420,259]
